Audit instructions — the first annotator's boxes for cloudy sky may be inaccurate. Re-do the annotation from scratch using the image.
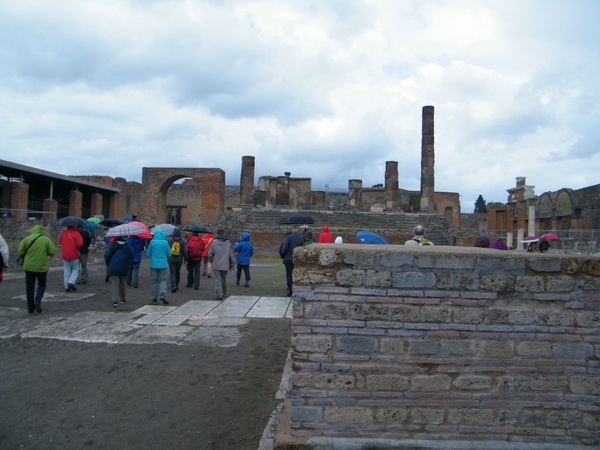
[1,0,598,211]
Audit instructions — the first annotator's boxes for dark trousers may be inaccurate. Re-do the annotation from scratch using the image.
[236,265,250,282]
[283,260,294,294]
[169,260,183,290]
[25,271,47,312]
[187,260,201,288]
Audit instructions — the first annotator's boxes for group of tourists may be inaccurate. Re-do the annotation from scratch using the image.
[2,220,259,313]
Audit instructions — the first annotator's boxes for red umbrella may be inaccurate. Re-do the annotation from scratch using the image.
[540,233,560,241]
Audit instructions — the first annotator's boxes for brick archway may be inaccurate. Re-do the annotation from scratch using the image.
[141,168,225,226]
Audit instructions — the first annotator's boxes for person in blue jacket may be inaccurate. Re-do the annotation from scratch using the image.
[146,228,171,305]
[233,232,254,287]
[126,235,146,288]
[104,236,135,307]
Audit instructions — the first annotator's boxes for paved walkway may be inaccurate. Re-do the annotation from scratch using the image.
[0,295,292,347]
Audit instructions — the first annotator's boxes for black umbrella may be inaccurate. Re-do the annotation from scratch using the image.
[99,218,124,227]
[55,216,86,227]
[182,225,213,234]
[278,214,314,225]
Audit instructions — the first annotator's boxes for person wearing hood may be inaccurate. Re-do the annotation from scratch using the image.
[104,236,135,307]
[146,228,171,305]
[126,235,146,288]
[474,236,490,248]
[186,232,205,290]
[334,236,343,244]
[207,229,235,300]
[200,232,214,278]
[17,225,56,313]
[233,232,254,287]
[167,227,187,293]
[279,225,305,297]
[318,226,334,243]
[489,238,508,250]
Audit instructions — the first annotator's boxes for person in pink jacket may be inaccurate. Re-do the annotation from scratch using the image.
[58,226,83,292]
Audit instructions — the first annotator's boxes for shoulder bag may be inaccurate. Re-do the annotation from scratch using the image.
[17,235,42,266]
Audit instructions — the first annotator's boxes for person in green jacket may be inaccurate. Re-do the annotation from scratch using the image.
[17,225,56,314]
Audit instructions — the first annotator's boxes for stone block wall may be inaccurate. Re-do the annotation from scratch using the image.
[276,244,600,449]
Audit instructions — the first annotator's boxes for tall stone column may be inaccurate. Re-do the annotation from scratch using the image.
[420,105,435,211]
[239,155,255,205]
[385,161,399,210]
[348,179,362,208]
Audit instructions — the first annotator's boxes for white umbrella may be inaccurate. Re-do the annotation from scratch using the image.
[106,223,152,238]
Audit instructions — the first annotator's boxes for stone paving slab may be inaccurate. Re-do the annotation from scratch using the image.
[120,324,193,345]
[247,297,291,318]
[153,313,190,326]
[66,322,141,343]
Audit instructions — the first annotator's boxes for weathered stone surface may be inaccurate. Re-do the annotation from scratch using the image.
[292,335,332,353]
[410,374,451,391]
[367,374,410,391]
[337,336,377,354]
[453,375,491,390]
[392,271,436,289]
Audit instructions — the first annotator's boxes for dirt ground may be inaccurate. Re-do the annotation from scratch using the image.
[0,253,292,450]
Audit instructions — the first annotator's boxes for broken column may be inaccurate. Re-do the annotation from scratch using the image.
[420,105,435,212]
[239,155,255,205]
[385,161,399,210]
[348,179,362,208]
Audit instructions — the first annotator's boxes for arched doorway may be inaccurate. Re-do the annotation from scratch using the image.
[141,168,225,226]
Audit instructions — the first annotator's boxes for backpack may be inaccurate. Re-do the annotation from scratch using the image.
[419,239,431,246]
[171,240,181,256]
[187,239,204,261]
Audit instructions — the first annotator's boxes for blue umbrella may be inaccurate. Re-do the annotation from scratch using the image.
[356,231,388,245]
[82,222,98,232]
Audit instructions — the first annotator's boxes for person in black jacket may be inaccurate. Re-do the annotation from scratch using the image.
[76,226,92,285]
[279,225,305,297]
[104,236,135,307]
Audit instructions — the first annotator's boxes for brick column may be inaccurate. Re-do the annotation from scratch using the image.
[68,190,83,218]
[90,193,103,217]
[42,198,58,222]
[11,182,29,219]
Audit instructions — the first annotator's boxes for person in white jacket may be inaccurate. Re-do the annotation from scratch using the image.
[0,233,8,282]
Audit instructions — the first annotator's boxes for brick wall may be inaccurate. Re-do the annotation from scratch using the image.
[275,245,600,449]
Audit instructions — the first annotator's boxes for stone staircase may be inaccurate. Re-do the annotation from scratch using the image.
[224,209,451,245]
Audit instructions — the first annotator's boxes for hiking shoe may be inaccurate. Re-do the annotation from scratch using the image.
[68,284,77,291]
[235,279,240,285]
[120,299,126,304]
[112,302,119,307]
[151,300,158,305]
[161,297,169,305]
[244,282,249,288]
[34,303,42,313]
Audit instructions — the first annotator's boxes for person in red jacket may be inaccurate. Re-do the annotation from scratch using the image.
[200,232,214,278]
[58,226,83,292]
[318,225,334,243]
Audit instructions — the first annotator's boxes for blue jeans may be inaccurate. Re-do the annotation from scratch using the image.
[150,268,167,301]
[25,271,47,312]
[62,259,80,289]
[187,260,201,288]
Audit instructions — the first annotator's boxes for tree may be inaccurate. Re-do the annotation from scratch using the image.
[474,195,488,214]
